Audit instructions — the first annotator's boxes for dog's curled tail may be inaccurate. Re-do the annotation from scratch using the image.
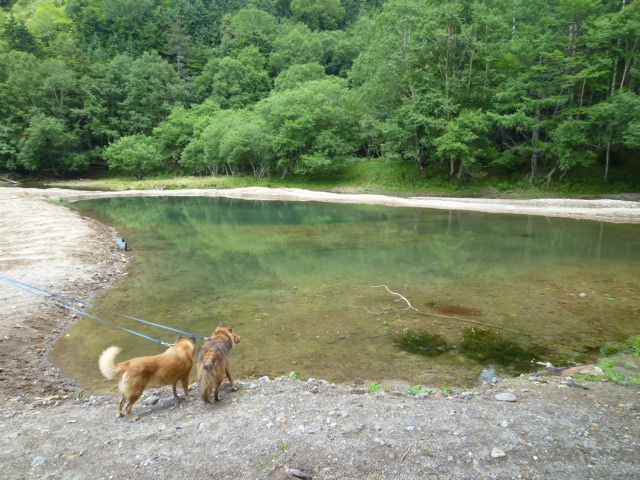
[99,346,123,380]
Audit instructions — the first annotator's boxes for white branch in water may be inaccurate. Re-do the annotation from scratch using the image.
[371,285,419,312]
[370,285,528,336]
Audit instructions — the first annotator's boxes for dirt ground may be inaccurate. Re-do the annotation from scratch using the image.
[1,186,639,480]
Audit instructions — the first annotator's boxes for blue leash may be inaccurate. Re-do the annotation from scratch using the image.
[0,276,208,345]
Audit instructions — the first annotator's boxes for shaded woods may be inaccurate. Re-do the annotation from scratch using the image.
[1,0,639,186]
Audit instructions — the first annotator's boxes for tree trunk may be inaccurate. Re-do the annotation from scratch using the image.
[577,77,587,119]
[414,129,424,170]
[415,148,425,170]
[530,106,541,181]
[605,140,611,180]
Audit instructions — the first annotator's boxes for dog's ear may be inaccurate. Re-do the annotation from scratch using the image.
[176,334,183,342]
[190,335,196,343]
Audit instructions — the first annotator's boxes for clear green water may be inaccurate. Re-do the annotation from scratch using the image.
[51,197,640,392]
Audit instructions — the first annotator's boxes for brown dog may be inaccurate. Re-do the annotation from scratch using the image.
[99,336,196,420]
[198,325,242,403]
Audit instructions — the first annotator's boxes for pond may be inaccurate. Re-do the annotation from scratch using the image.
[51,196,640,393]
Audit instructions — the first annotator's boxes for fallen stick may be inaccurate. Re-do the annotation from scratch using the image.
[401,445,412,462]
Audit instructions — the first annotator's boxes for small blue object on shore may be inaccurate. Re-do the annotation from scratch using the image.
[116,237,128,251]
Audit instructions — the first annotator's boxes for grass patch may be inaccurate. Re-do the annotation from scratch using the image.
[407,385,431,395]
[46,157,636,198]
[600,335,640,358]
[595,334,640,386]
[368,381,388,393]
[598,357,640,386]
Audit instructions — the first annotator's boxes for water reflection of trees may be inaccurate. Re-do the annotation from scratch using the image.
[72,196,640,292]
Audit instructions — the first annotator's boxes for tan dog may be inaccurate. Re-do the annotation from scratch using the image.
[198,325,242,403]
[99,336,196,420]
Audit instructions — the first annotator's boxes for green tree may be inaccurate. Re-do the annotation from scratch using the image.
[225,6,278,55]
[255,77,356,176]
[291,0,346,30]
[119,51,186,134]
[29,2,73,50]
[588,92,640,179]
[37,59,77,118]
[269,22,323,74]
[433,109,492,178]
[218,111,274,177]
[2,14,38,53]
[180,110,239,175]
[193,46,270,108]
[16,114,80,173]
[352,0,512,173]
[104,134,162,178]
[151,98,220,169]
[549,118,597,180]
[273,62,326,91]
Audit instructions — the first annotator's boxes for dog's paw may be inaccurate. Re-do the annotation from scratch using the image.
[230,386,238,392]
[128,416,140,422]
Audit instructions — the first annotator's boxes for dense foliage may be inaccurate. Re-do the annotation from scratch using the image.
[1,0,639,185]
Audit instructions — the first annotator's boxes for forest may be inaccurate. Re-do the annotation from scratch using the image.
[1,0,639,187]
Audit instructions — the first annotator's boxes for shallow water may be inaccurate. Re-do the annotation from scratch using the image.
[50,197,640,392]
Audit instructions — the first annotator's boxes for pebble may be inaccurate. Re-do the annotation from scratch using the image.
[286,467,312,479]
[495,393,517,402]
[491,448,506,458]
[499,421,509,428]
[144,396,160,405]
[545,436,555,443]
[31,456,47,468]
